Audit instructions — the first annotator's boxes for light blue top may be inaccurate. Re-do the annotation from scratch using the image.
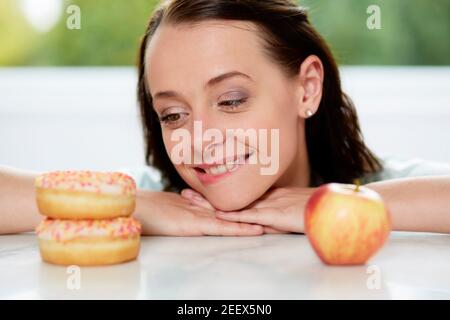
[360,155,450,184]
[120,155,450,191]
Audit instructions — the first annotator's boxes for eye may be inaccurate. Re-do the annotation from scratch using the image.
[159,111,189,127]
[218,97,248,111]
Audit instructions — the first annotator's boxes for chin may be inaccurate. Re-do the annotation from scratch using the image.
[206,192,255,211]
[201,181,269,211]
[179,164,279,211]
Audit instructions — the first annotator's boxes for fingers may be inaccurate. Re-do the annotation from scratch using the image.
[215,208,296,233]
[201,218,264,236]
[181,188,215,210]
[181,188,203,199]
[263,226,288,234]
[180,192,262,236]
[181,188,205,202]
[215,207,275,226]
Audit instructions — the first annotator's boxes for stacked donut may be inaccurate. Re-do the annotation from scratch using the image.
[34,171,141,266]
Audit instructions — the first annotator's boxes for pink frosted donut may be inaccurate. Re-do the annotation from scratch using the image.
[36,217,141,266]
[35,171,136,219]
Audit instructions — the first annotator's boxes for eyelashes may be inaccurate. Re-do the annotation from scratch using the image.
[159,98,249,126]
[160,113,184,123]
[218,97,248,109]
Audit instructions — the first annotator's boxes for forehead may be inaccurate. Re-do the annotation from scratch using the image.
[144,20,268,95]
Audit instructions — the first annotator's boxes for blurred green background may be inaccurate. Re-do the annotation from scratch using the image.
[0,0,449,66]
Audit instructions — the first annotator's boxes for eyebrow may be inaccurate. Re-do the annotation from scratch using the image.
[152,71,252,100]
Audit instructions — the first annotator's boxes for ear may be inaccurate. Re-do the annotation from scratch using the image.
[296,55,324,118]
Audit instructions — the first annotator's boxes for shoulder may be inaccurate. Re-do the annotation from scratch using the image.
[117,165,163,191]
[361,155,450,184]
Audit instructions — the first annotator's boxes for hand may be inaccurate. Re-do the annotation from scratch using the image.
[134,190,263,236]
[181,187,317,234]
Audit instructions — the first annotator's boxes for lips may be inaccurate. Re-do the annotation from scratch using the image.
[193,153,252,184]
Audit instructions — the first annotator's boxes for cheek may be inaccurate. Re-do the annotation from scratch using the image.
[161,132,188,175]
[252,90,298,130]
[253,99,299,146]
[161,133,176,162]
[161,131,203,188]
[277,115,300,174]
[256,99,299,175]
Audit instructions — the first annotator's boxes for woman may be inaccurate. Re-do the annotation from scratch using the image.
[1,0,450,235]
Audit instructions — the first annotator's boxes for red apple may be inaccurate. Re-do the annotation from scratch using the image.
[304,182,391,265]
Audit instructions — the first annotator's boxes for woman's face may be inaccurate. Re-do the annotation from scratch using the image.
[145,20,312,211]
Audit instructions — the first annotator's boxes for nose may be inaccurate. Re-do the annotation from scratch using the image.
[189,112,229,164]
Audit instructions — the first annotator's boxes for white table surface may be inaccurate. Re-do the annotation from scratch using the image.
[1,232,449,300]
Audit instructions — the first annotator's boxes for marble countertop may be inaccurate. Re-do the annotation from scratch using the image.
[1,232,450,299]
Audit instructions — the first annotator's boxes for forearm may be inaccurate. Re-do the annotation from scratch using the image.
[0,165,41,234]
[366,176,450,233]
[133,189,165,236]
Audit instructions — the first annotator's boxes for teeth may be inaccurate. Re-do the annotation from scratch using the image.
[226,162,235,171]
[235,154,246,165]
[206,165,227,175]
[200,153,251,176]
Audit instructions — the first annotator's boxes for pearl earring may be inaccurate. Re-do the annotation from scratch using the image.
[305,109,314,118]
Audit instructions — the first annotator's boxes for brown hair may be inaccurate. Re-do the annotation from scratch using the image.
[137,0,382,191]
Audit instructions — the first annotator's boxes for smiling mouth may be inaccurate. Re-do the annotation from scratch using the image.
[193,152,252,176]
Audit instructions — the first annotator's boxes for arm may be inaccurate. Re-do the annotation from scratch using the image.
[0,165,41,234]
[133,189,263,236]
[201,177,450,234]
[366,176,450,233]
[0,165,263,236]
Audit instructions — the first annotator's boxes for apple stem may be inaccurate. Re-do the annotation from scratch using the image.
[354,179,361,192]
